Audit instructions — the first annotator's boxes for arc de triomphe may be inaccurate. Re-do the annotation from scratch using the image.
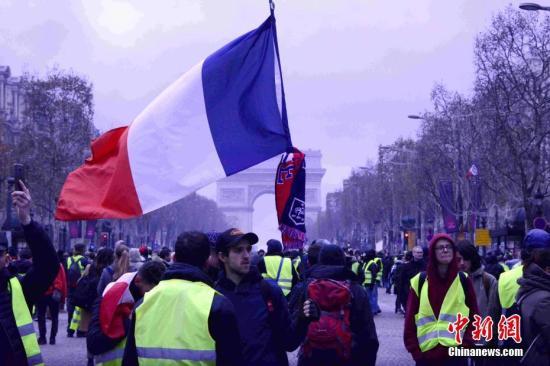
[216,150,325,235]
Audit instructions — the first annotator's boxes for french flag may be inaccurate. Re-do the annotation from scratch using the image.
[55,16,292,220]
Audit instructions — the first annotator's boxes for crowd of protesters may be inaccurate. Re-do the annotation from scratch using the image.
[1,182,550,365]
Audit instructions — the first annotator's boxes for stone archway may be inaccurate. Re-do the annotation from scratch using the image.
[216,150,326,235]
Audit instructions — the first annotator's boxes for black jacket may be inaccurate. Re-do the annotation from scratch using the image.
[215,266,308,366]
[288,265,379,366]
[122,262,243,366]
[0,221,58,366]
[398,259,425,302]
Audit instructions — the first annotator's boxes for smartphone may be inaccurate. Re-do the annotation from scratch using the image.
[13,163,24,191]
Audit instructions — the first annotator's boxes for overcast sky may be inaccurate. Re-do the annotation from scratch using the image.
[0,0,519,240]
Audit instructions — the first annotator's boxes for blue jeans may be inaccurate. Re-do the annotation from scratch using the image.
[366,285,381,313]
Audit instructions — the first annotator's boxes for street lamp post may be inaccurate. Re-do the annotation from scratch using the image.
[519,3,550,11]
[534,187,544,216]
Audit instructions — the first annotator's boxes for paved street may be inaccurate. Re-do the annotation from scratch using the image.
[35,313,88,366]
[37,287,413,365]
[371,288,414,365]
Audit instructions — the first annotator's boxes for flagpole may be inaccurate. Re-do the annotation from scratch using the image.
[268,0,293,151]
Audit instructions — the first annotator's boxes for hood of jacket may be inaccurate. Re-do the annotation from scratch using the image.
[426,233,459,283]
[307,264,358,282]
[517,262,550,298]
[162,262,213,287]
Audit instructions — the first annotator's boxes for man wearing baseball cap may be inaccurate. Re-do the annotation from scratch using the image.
[215,228,317,366]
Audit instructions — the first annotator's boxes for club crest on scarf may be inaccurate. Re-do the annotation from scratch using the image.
[275,148,306,250]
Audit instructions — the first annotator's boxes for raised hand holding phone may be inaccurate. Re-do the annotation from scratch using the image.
[12,180,32,225]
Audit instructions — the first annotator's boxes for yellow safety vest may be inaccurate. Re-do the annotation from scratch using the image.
[498,264,523,309]
[262,256,293,296]
[351,262,360,275]
[499,262,510,272]
[135,279,216,366]
[8,277,44,366]
[374,257,383,282]
[363,260,375,285]
[95,339,126,366]
[410,273,470,352]
[67,255,85,272]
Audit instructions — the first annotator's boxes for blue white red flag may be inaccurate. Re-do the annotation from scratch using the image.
[56,16,292,220]
[275,148,306,250]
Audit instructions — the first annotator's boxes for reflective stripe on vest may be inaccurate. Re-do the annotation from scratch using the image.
[498,264,523,309]
[363,260,375,285]
[70,306,82,332]
[374,258,383,281]
[262,256,293,295]
[135,279,216,366]
[95,338,126,366]
[410,273,470,352]
[292,256,301,279]
[9,277,44,366]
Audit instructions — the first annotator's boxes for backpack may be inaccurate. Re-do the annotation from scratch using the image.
[71,272,99,310]
[67,256,83,289]
[302,279,353,361]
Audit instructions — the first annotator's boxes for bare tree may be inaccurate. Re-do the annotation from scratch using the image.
[474,6,550,227]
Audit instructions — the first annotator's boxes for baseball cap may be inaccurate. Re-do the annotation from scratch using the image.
[524,229,550,250]
[215,228,258,253]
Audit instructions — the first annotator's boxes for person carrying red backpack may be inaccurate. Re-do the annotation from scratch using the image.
[37,263,67,345]
[290,243,379,366]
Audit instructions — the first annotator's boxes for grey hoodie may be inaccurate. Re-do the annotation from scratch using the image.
[517,263,550,365]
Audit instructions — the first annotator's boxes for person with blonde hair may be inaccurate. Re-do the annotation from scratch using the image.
[96,242,129,295]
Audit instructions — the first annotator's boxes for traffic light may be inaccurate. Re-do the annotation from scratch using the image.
[100,232,109,246]
[403,231,410,248]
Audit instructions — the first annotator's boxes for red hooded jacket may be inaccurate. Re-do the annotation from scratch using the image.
[403,233,479,364]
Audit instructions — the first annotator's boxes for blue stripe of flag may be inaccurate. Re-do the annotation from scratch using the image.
[202,16,292,176]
